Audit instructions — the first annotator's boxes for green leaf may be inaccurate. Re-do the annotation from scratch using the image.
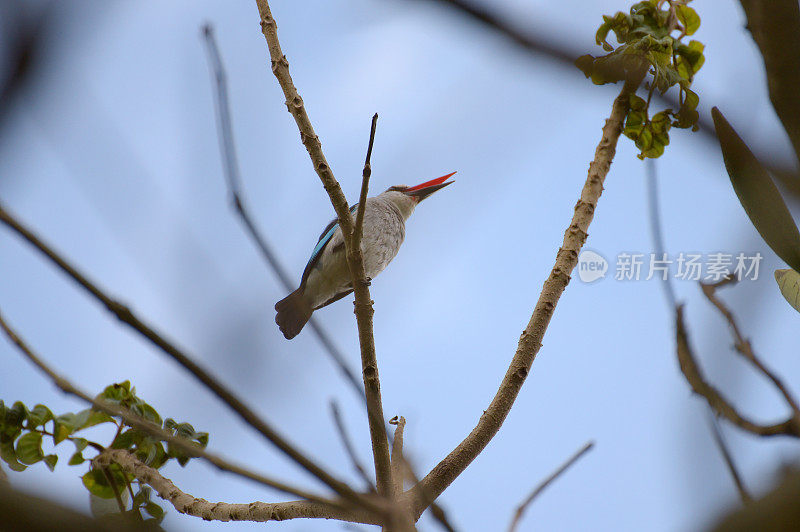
[130,399,161,425]
[27,405,53,428]
[143,501,165,523]
[68,451,85,466]
[72,437,89,453]
[674,89,700,130]
[15,431,44,465]
[676,5,701,36]
[82,466,130,500]
[43,453,58,472]
[132,485,151,507]
[0,439,26,471]
[712,107,800,272]
[100,381,133,404]
[676,40,705,79]
[52,420,71,445]
[775,269,800,313]
[8,402,28,428]
[82,469,115,499]
[112,428,143,450]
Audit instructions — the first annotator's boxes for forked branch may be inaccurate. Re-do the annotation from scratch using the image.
[408,71,645,517]
[253,0,392,500]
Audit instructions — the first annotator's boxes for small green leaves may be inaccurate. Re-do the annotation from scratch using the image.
[82,466,130,499]
[0,439,26,472]
[143,501,165,522]
[43,454,58,472]
[577,0,704,159]
[27,404,54,428]
[775,269,800,313]
[712,107,800,273]
[164,418,209,466]
[99,381,161,425]
[2,381,206,526]
[676,4,700,36]
[676,40,705,79]
[15,431,44,465]
[131,485,165,524]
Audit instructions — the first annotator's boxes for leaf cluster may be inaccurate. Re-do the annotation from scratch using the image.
[0,381,209,524]
[576,0,704,159]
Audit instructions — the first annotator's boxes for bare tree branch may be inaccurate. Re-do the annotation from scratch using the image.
[254,0,393,502]
[389,416,406,498]
[408,70,647,518]
[0,306,374,515]
[508,441,594,532]
[331,400,376,493]
[95,449,381,525]
[200,24,365,401]
[646,159,676,308]
[674,304,799,437]
[707,414,751,504]
[700,278,800,414]
[0,201,368,507]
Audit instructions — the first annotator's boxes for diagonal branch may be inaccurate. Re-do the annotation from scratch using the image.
[0,308,352,509]
[675,304,799,437]
[700,278,800,414]
[707,414,751,504]
[0,201,367,507]
[408,72,646,518]
[96,449,381,525]
[508,441,594,532]
[331,400,376,493]
[200,24,365,401]
[254,0,393,500]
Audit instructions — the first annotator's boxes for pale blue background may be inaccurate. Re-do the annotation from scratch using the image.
[2,1,799,531]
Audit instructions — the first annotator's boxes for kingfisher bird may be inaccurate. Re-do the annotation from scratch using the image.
[275,172,455,339]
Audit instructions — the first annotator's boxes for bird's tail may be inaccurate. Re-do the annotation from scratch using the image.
[275,288,313,340]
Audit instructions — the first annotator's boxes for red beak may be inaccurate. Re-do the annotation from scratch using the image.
[404,171,456,201]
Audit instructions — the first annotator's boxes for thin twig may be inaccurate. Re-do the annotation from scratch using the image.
[408,70,647,519]
[0,307,375,516]
[700,279,800,414]
[508,441,594,532]
[100,465,127,514]
[200,24,365,400]
[331,400,376,492]
[675,304,799,437]
[254,0,393,500]
[707,414,751,504]
[387,416,416,531]
[646,158,676,308]
[389,416,406,498]
[0,201,367,508]
[354,113,378,247]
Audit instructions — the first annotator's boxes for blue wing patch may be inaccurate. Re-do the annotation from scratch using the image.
[300,204,358,284]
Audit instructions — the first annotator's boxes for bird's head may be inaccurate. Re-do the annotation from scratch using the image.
[380,171,456,219]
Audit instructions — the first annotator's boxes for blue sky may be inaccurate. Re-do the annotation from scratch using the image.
[2,1,799,531]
